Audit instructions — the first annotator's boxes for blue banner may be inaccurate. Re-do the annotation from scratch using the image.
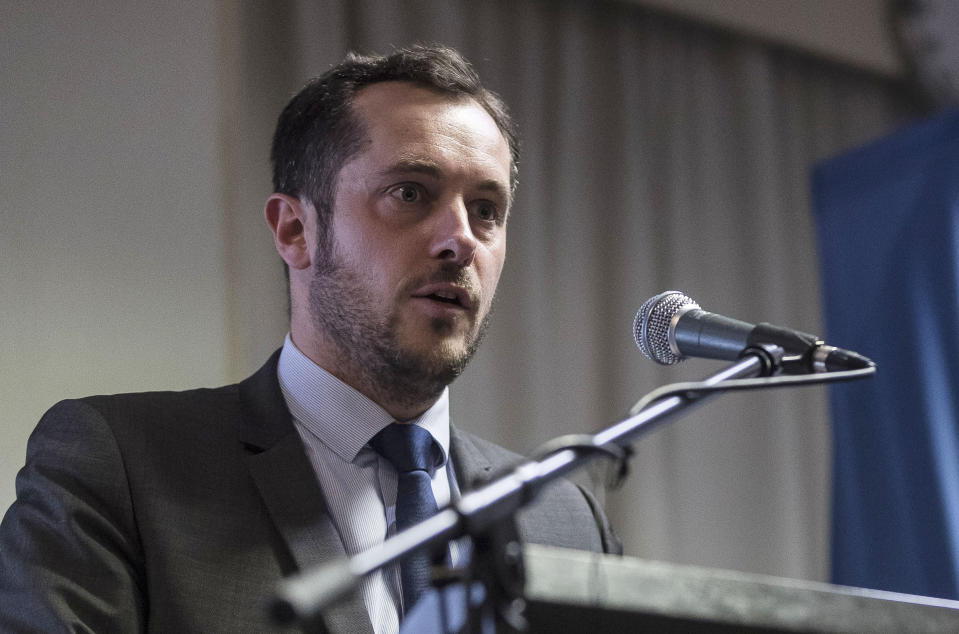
[813,108,959,599]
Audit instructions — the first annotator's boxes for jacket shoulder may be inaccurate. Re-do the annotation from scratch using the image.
[451,428,622,555]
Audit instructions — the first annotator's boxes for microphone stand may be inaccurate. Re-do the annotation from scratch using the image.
[271,344,853,630]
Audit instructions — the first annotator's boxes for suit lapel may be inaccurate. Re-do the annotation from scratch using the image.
[449,426,495,492]
[238,351,372,634]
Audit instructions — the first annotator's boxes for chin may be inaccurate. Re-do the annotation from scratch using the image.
[398,329,474,369]
[407,336,470,366]
[400,316,470,350]
[391,310,489,380]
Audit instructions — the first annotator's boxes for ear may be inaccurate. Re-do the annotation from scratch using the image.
[265,193,312,270]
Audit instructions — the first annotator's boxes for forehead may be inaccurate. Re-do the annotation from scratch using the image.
[348,82,512,189]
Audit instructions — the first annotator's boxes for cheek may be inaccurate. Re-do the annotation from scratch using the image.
[481,245,507,295]
[330,210,397,272]
[362,245,412,302]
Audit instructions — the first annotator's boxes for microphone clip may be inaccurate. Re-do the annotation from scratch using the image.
[738,343,786,377]
[746,323,831,375]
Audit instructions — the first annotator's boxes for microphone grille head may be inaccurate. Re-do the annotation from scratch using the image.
[633,291,700,365]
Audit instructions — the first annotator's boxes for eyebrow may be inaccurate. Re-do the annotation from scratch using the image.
[377,158,443,180]
[378,158,512,204]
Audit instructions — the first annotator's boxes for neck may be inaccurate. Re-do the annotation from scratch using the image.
[289,330,445,421]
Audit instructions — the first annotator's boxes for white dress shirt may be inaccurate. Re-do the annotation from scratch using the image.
[277,334,458,634]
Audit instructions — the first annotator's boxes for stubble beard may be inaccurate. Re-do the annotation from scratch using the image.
[308,250,493,414]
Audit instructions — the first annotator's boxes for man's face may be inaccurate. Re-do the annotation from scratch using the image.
[307,81,511,412]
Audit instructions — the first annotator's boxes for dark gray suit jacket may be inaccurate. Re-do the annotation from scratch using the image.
[0,351,620,633]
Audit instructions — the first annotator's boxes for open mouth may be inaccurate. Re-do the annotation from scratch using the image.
[427,291,463,306]
[413,284,473,310]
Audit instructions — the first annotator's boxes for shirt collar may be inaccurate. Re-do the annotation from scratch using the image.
[276,334,451,465]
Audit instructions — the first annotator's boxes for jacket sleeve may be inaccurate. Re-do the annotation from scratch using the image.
[0,399,147,633]
[575,483,623,556]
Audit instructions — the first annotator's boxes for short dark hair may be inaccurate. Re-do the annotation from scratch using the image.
[270,44,519,258]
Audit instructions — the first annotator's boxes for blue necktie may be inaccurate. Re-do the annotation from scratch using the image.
[370,423,441,613]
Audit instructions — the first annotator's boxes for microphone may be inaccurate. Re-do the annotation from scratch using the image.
[633,291,873,373]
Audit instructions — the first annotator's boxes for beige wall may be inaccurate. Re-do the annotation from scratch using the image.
[1,3,236,508]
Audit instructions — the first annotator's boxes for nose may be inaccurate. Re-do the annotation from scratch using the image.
[429,200,477,267]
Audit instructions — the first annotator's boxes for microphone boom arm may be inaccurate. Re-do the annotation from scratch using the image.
[271,346,875,626]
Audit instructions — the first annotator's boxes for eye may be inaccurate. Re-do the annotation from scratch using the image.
[389,184,422,203]
[474,201,500,223]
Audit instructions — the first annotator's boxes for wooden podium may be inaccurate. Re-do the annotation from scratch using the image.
[520,545,959,632]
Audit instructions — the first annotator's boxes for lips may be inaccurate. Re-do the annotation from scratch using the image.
[411,283,474,310]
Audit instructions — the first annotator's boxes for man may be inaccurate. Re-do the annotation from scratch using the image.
[0,45,619,633]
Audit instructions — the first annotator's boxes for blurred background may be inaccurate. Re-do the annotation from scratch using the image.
[2,0,948,593]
